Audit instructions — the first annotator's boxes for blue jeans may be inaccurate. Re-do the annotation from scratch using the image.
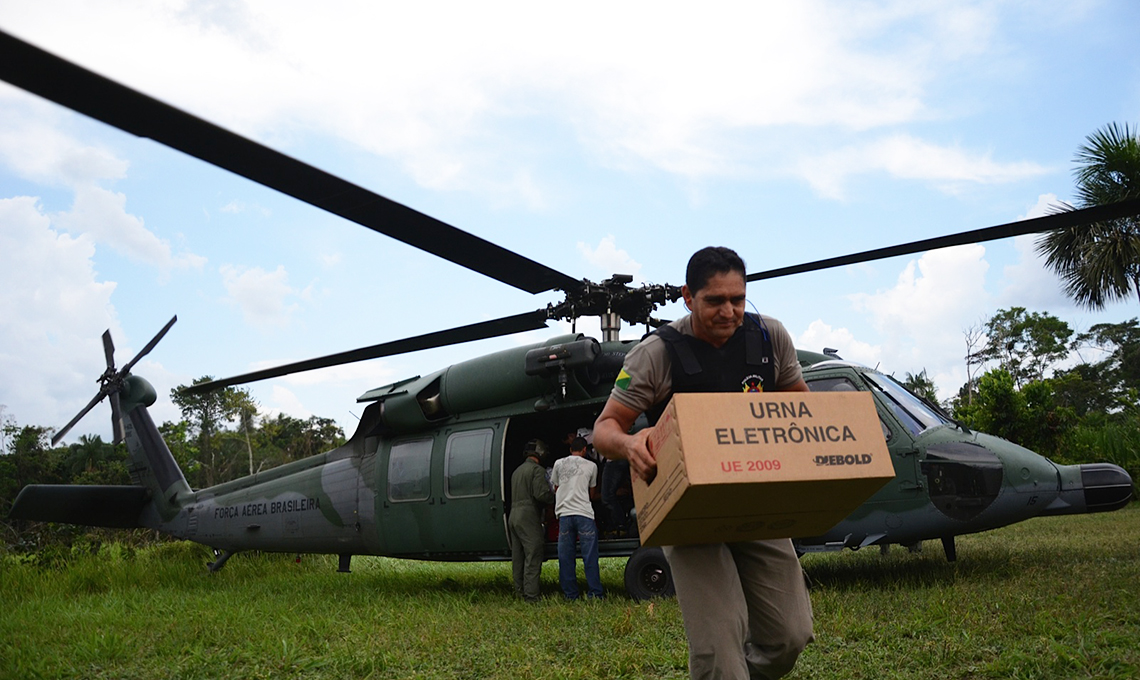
[557,515,604,599]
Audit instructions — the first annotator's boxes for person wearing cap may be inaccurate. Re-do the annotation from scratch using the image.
[562,427,604,469]
[508,438,556,602]
[550,435,604,600]
[593,246,813,680]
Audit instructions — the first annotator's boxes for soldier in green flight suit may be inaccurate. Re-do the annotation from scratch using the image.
[508,438,556,602]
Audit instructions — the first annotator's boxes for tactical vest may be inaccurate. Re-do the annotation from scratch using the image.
[646,313,775,425]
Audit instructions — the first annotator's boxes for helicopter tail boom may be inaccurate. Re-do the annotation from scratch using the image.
[9,374,193,530]
[118,376,193,523]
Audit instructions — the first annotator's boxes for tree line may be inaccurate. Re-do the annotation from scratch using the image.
[899,309,1140,494]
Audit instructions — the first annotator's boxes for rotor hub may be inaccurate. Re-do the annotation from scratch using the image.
[546,275,682,329]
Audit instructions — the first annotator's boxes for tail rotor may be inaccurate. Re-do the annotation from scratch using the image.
[52,316,177,446]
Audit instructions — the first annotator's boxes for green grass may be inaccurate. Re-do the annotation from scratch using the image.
[3,505,1139,679]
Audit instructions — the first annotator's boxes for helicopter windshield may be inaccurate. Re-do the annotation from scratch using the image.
[863,372,952,436]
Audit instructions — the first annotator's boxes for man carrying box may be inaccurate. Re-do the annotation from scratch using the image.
[594,246,814,680]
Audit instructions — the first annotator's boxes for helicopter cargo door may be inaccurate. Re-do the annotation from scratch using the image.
[379,437,434,556]
[379,426,505,557]
[433,426,506,554]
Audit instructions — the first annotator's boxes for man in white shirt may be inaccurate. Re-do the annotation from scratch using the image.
[550,436,604,600]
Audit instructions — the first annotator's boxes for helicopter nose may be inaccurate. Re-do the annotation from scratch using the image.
[1078,463,1133,512]
[1039,462,1133,517]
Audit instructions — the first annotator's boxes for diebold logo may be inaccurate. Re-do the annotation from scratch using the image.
[814,454,874,466]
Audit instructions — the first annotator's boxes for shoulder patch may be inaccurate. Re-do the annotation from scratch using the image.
[615,368,633,390]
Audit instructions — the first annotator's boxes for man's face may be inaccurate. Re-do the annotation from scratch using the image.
[682,270,746,347]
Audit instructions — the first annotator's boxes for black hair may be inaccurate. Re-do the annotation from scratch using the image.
[686,246,746,293]
[570,436,588,452]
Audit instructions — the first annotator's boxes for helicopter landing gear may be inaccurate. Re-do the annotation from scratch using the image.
[624,546,675,600]
[941,536,957,562]
[207,549,236,572]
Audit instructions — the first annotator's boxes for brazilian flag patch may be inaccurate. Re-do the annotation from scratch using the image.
[615,368,633,390]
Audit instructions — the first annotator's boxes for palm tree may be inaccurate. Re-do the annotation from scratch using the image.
[1037,122,1140,308]
[65,434,111,477]
[902,369,939,403]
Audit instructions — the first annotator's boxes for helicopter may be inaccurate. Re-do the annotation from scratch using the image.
[3,30,1136,600]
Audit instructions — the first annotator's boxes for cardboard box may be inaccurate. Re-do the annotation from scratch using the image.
[633,392,895,547]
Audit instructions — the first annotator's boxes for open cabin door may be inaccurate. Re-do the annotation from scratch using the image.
[377,423,507,557]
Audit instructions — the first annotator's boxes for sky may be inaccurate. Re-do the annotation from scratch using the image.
[1,0,1138,445]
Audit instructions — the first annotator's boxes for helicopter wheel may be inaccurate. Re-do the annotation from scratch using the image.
[624,546,675,600]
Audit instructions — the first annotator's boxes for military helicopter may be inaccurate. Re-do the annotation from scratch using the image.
[3,30,1136,599]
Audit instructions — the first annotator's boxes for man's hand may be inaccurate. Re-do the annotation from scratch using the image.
[625,427,657,482]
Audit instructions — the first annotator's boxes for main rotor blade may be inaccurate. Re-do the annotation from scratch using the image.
[747,198,1140,281]
[0,30,580,296]
[52,391,107,446]
[120,315,177,375]
[182,309,552,394]
[101,330,115,370]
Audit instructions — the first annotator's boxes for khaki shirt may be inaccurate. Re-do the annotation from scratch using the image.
[610,313,802,414]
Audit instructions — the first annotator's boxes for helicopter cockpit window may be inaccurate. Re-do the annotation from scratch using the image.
[863,372,951,436]
[806,376,892,442]
[388,438,433,502]
[445,429,493,498]
[805,376,860,393]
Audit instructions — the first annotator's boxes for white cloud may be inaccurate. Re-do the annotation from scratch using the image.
[999,234,1070,310]
[266,385,311,420]
[848,244,990,392]
[577,235,642,278]
[797,320,881,368]
[220,264,299,328]
[796,134,1052,200]
[997,194,1071,309]
[0,93,207,272]
[54,185,207,271]
[0,196,119,436]
[0,1,1041,197]
[1020,193,1061,220]
[0,91,128,185]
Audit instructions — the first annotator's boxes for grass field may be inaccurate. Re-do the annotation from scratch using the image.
[3,504,1138,680]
